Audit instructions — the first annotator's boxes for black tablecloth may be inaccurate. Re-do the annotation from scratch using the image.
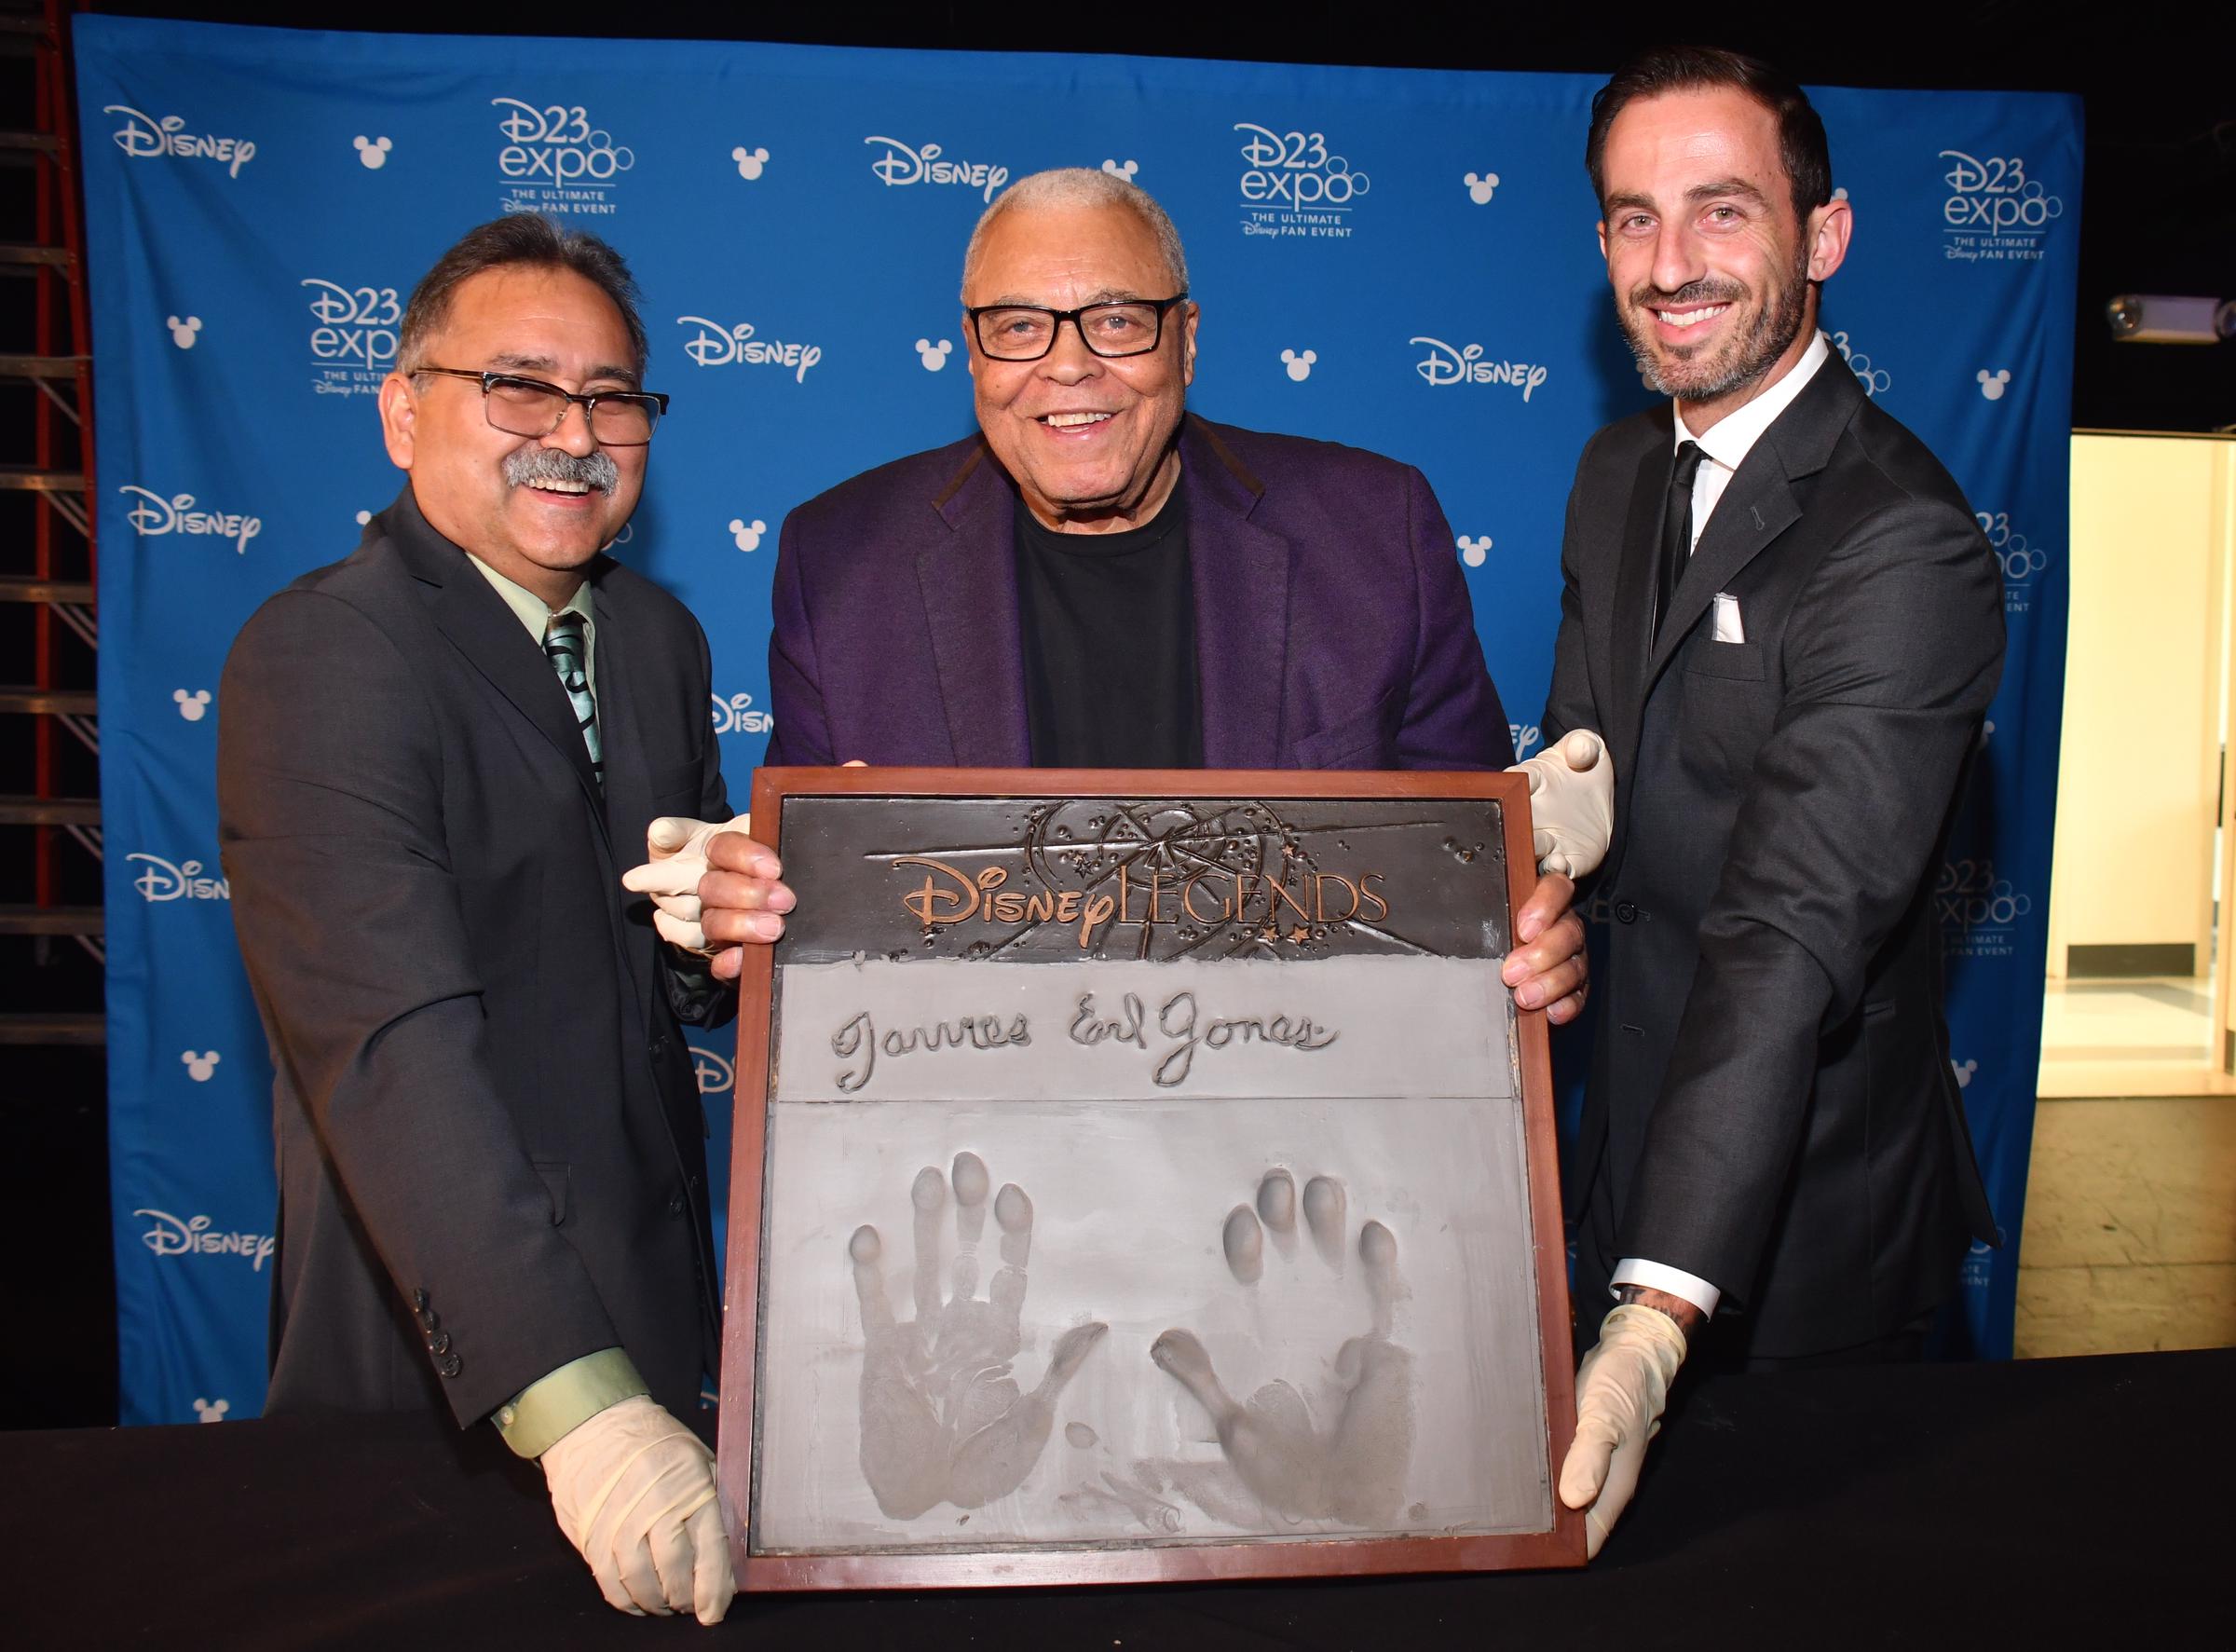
[8,1348,2223,1648]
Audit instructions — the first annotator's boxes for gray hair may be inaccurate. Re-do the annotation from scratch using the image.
[397,215,648,377]
[960,167,1191,300]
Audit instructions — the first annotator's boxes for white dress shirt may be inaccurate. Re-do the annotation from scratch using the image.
[1610,331,1834,1320]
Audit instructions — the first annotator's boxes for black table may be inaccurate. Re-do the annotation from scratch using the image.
[10,1348,2222,1648]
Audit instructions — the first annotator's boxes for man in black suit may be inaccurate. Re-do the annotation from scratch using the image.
[219,218,734,1623]
[1547,49,2004,1555]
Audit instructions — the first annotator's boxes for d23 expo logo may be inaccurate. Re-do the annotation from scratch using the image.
[302,280,399,398]
[1235,124,1369,240]
[494,99,634,218]
[1938,149,2063,266]
[1937,857,2032,960]
[1977,511,2049,616]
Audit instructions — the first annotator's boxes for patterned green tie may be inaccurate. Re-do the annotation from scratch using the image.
[542,610,603,787]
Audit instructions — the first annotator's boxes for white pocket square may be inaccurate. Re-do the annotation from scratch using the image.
[1712,592,1746,645]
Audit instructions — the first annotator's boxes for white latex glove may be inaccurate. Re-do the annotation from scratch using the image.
[540,1395,735,1623]
[1558,1303,1688,1559]
[620,815,754,954]
[1507,730,1615,879]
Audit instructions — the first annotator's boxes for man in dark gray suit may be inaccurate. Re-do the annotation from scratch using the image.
[220,217,733,1623]
[1547,49,2003,1555]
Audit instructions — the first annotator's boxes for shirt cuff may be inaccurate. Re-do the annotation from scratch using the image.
[492,1348,649,1459]
[1610,1258,1722,1318]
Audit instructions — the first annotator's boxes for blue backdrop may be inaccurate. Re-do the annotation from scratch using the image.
[77,17,2079,1425]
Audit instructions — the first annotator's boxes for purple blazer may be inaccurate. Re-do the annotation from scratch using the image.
[764,415,1511,771]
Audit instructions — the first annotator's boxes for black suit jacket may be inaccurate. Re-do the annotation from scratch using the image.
[218,488,729,1430]
[1544,359,2002,1358]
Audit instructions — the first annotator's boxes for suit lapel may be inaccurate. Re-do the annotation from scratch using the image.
[1608,425,1671,785]
[1640,357,1861,687]
[1183,419,1289,770]
[1646,462,1802,682]
[388,490,608,825]
[585,576,658,1023]
[918,442,1032,765]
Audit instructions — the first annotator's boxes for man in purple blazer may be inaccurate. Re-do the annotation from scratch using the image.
[630,168,1606,1015]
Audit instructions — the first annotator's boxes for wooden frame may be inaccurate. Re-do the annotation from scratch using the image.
[718,767,1584,1587]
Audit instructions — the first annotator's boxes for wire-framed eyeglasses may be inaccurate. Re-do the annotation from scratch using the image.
[415,366,669,445]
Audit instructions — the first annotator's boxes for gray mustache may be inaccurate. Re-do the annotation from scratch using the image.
[503,446,620,494]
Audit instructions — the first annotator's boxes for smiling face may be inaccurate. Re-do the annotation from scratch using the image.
[964,201,1198,533]
[1597,86,1849,430]
[378,264,646,603]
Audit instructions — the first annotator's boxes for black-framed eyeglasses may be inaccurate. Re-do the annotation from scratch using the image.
[966,294,1191,362]
[415,366,669,446]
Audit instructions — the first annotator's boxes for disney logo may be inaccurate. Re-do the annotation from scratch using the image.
[493,99,634,182]
[1509,722,1542,758]
[118,486,261,553]
[692,1047,735,1095]
[127,853,230,903]
[1938,151,2062,230]
[863,137,1010,202]
[675,317,823,382]
[710,691,774,735]
[1410,338,1547,401]
[104,104,255,177]
[1236,125,1370,206]
[136,1208,276,1271]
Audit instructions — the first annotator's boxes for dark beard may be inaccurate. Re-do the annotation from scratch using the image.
[1621,242,1811,403]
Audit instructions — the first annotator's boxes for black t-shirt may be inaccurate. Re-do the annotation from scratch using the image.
[1014,493,1202,769]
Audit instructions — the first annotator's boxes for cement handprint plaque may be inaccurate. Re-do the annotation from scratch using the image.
[719,768,1583,1586]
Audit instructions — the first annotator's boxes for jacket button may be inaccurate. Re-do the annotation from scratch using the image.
[417,1307,440,1331]
[412,1289,429,1311]
[667,1192,686,1217]
[427,1331,452,1356]
[437,1354,462,1378]
[649,1035,669,1058]
[1614,901,1638,924]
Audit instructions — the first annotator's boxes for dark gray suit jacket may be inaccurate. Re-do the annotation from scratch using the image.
[765,415,1512,771]
[219,488,729,1430]
[1544,360,2002,1358]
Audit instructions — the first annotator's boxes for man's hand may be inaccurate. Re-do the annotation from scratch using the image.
[621,816,791,965]
[540,1394,734,1623]
[1503,872,1589,1024]
[1509,730,1615,880]
[1558,1302,1690,1559]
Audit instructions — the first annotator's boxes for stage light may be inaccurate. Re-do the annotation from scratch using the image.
[2106,294,2234,344]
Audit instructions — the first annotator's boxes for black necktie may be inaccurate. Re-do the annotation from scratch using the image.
[1655,441,1706,648]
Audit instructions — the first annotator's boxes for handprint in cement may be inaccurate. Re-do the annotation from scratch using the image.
[848,1151,1107,1520]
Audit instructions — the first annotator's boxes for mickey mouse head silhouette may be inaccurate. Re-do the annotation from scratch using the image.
[1462,171,1500,205]
[728,517,767,553]
[171,688,212,722]
[1455,534,1493,568]
[166,315,202,349]
[1976,367,2011,402]
[1279,348,1317,382]
[181,1049,222,1082]
[193,1398,230,1423]
[352,135,393,171]
[915,337,954,372]
[730,145,770,181]
[1950,1058,1979,1088]
[1101,158,1139,181]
